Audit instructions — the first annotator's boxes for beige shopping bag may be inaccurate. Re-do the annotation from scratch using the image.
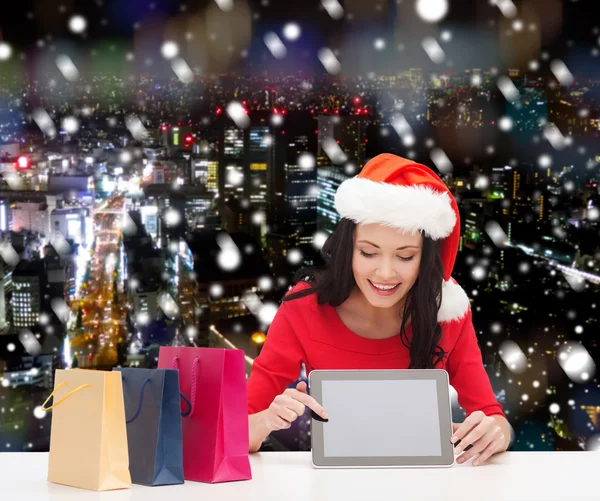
[44,369,132,491]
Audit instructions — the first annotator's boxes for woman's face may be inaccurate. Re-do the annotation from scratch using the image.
[352,223,423,309]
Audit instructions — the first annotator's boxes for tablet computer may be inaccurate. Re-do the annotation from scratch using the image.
[309,369,455,468]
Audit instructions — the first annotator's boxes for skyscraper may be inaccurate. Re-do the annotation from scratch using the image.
[11,260,43,332]
[317,115,367,168]
[316,168,348,234]
[282,114,319,244]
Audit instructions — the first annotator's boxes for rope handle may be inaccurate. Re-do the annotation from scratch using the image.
[180,393,192,417]
[124,376,193,423]
[125,377,151,424]
[172,355,200,417]
[41,381,91,412]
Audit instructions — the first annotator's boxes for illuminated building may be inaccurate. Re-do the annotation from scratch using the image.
[580,405,600,428]
[316,168,348,234]
[11,260,43,332]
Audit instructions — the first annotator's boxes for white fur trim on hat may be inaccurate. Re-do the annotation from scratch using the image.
[335,177,456,240]
[438,279,470,323]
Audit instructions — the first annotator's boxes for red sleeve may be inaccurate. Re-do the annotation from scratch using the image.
[247,300,307,414]
[446,309,506,419]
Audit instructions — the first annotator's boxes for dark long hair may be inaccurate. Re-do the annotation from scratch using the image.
[283,218,448,369]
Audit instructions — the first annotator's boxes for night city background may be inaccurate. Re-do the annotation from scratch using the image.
[0,0,599,454]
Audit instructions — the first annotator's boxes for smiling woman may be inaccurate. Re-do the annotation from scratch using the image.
[284,218,446,368]
[354,225,423,317]
[246,154,507,460]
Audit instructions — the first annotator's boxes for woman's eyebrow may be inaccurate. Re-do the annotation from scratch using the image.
[357,240,420,250]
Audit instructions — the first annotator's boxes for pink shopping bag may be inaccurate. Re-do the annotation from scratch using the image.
[158,347,252,483]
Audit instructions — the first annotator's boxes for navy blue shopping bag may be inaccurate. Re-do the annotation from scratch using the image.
[114,368,189,486]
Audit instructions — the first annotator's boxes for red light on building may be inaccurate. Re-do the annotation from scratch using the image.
[273,108,279,114]
[184,134,194,144]
[161,125,167,132]
[16,156,30,170]
[216,108,222,115]
[354,97,360,104]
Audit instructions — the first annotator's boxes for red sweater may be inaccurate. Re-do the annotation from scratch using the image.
[247,282,505,419]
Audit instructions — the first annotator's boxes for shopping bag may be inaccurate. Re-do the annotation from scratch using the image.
[158,347,252,483]
[44,369,131,491]
[114,368,187,486]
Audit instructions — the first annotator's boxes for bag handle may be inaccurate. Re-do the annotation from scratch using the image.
[123,375,192,423]
[41,381,91,412]
[125,377,151,424]
[172,355,200,417]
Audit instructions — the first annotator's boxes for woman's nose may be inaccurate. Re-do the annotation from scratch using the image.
[376,259,396,279]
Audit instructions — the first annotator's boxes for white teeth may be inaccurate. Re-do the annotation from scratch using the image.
[370,281,398,291]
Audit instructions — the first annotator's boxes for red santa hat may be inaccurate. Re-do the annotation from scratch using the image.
[334,153,470,323]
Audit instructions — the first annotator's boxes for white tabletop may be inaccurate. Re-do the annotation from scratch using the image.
[1,451,597,501]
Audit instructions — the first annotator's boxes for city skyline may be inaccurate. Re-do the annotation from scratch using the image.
[1,0,599,455]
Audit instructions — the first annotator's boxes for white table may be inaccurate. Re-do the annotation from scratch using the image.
[1,451,598,500]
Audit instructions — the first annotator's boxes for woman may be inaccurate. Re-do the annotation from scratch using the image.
[247,154,511,466]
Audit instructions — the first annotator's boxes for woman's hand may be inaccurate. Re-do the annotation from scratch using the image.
[451,411,507,466]
[265,381,328,431]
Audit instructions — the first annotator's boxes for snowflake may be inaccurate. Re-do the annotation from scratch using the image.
[321,137,347,164]
[0,43,13,60]
[430,148,453,173]
[298,152,316,169]
[471,265,487,281]
[318,48,341,75]
[499,340,527,373]
[226,101,250,129]
[497,76,520,103]
[161,41,179,60]
[283,23,301,41]
[422,37,445,64]
[321,0,344,20]
[415,0,449,23]
[50,298,70,324]
[538,154,552,168]
[287,248,303,265]
[313,231,328,250]
[374,38,386,51]
[61,116,80,135]
[214,0,234,11]
[264,32,287,59]
[56,54,80,82]
[258,302,278,325]
[498,116,513,131]
[258,276,273,291]
[68,15,87,34]
[550,59,574,86]
[440,30,452,42]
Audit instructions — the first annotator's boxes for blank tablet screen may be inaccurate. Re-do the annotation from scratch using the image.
[321,379,442,457]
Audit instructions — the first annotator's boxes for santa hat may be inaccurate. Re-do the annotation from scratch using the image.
[334,153,470,323]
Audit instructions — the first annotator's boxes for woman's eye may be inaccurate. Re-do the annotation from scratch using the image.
[359,251,414,262]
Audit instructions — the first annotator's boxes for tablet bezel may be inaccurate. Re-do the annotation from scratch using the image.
[309,369,455,468]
